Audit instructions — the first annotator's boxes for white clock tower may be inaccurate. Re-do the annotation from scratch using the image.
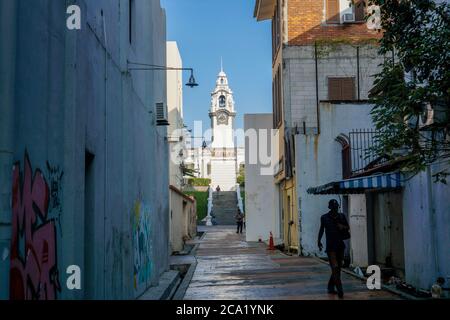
[209,67,237,191]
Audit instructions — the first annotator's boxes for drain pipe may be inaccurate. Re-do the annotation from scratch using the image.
[314,42,320,135]
[0,0,18,299]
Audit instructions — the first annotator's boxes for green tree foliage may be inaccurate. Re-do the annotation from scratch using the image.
[187,178,212,187]
[185,191,209,221]
[237,165,245,187]
[367,0,450,180]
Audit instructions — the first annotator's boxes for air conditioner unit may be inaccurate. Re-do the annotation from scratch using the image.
[156,102,169,126]
[343,13,355,23]
[419,104,434,128]
[419,102,448,130]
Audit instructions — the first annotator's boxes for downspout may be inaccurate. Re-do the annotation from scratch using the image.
[102,10,108,299]
[0,0,18,299]
[314,42,320,135]
[357,46,360,101]
[427,166,440,283]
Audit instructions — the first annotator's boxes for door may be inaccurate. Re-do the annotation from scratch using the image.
[279,185,284,240]
[84,151,95,299]
[373,194,390,266]
[388,193,405,272]
[373,193,405,272]
[288,188,299,251]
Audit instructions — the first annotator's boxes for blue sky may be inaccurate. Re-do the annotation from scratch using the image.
[161,0,272,146]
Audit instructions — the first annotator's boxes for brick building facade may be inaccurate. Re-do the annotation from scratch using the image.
[254,0,382,254]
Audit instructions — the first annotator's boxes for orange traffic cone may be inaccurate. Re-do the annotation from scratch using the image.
[268,232,275,250]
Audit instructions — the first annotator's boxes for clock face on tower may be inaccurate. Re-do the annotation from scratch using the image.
[217,112,228,125]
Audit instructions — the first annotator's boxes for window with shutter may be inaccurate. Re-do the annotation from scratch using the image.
[328,77,356,101]
[328,78,342,100]
[342,78,356,100]
[276,66,282,128]
[272,0,281,61]
[326,0,340,24]
[272,66,283,129]
[272,81,276,128]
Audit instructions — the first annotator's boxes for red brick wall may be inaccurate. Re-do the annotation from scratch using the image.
[287,0,381,45]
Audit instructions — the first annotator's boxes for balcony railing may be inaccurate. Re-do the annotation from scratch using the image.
[347,129,388,176]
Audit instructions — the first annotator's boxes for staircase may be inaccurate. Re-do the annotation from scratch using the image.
[211,160,237,191]
[211,191,238,225]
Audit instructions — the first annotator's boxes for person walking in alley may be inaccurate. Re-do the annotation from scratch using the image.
[318,199,350,298]
[235,208,244,234]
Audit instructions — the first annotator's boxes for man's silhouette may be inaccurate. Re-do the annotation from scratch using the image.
[318,199,350,298]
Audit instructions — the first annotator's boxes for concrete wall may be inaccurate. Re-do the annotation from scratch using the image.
[244,114,278,242]
[402,162,450,290]
[169,186,197,253]
[0,0,18,300]
[0,0,169,300]
[283,44,382,132]
[167,41,184,188]
[295,103,374,256]
[348,194,369,267]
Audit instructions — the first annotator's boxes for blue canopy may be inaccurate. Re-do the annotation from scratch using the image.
[307,172,404,195]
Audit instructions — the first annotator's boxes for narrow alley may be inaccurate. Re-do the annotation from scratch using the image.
[1,0,448,305]
[183,226,399,300]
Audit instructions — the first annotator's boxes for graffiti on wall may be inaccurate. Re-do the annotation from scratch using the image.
[10,153,61,300]
[133,202,152,290]
[46,162,64,233]
[46,162,63,211]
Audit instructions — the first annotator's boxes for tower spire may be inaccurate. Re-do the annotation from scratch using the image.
[220,57,223,73]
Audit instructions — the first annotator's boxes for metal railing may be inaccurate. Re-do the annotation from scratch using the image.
[206,185,213,226]
[348,129,386,175]
[236,184,244,214]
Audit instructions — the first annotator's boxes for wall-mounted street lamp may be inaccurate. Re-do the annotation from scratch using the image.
[127,61,199,88]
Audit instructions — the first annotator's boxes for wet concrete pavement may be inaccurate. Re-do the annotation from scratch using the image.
[183,226,400,300]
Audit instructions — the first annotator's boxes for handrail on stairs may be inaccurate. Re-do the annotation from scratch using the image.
[206,184,213,226]
[236,184,244,214]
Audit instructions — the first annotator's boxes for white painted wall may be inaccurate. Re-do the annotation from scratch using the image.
[295,103,374,256]
[244,114,278,242]
[402,161,450,290]
[283,44,383,132]
[184,147,245,180]
[167,41,185,188]
[210,159,237,191]
[348,194,369,267]
[169,187,196,253]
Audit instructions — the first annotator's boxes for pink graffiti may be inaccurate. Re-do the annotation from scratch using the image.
[10,154,60,300]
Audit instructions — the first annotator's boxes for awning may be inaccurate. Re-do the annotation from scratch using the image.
[307,172,404,195]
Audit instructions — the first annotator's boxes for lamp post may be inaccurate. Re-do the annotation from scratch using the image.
[127,61,199,88]
[191,135,212,226]
[191,136,208,178]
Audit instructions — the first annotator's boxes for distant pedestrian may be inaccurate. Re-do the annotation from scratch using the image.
[235,208,244,234]
[216,185,221,193]
[318,199,350,298]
